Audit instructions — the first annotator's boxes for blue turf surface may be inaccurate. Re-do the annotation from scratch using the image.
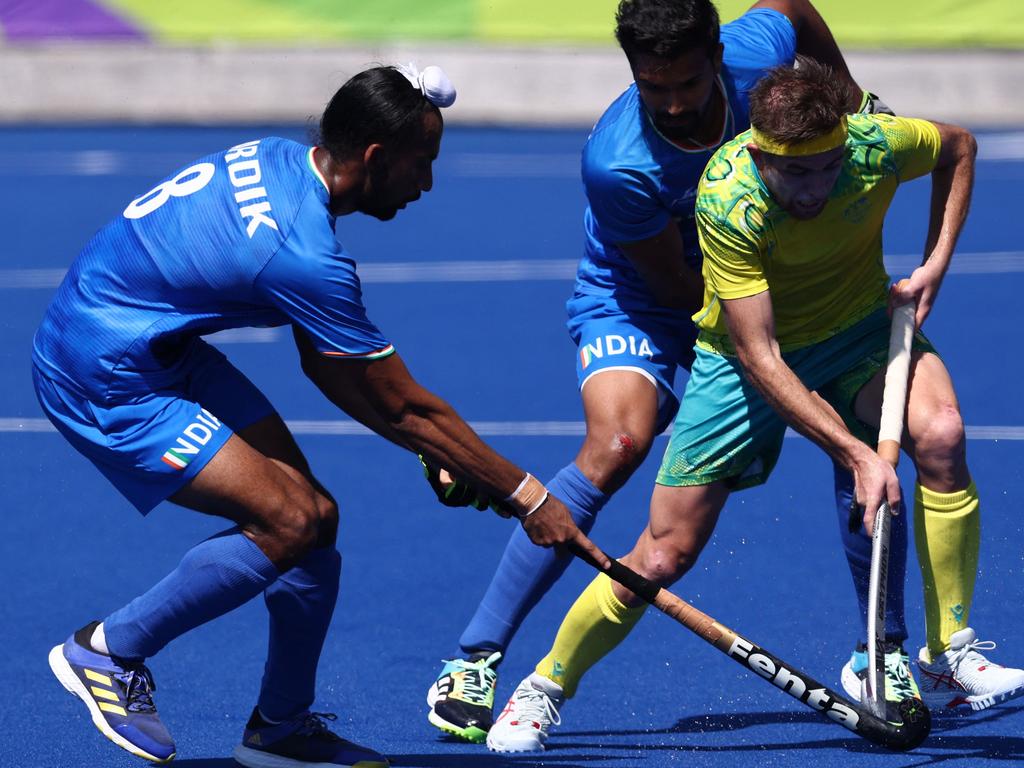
[2,125,1023,767]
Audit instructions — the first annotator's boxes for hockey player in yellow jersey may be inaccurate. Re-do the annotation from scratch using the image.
[486,56,1024,753]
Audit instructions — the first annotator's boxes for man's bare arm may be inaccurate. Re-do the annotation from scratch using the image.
[618,221,704,312]
[892,121,977,326]
[752,0,863,111]
[294,328,610,563]
[292,327,409,448]
[721,290,900,529]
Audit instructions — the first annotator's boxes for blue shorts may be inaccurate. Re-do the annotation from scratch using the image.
[33,339,275,515]
[566,292,697,433]
[657,307,935,489]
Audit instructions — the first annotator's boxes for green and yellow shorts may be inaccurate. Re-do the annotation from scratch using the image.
[656,307,935,490]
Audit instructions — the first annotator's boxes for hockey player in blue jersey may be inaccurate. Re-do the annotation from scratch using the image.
[425,0,912,748]
[35,65,609,767]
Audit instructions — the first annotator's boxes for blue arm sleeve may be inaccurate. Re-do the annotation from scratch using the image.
[254,192,393,359]
[721,8,797,92]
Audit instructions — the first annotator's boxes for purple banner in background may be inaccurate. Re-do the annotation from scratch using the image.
[0,0,146,40]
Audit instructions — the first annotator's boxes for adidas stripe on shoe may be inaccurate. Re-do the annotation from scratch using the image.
[48,621,175,763]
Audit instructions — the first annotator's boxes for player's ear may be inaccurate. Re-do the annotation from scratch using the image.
[363,143,388,173]
[747,143,765,170]
[711,43,724,74]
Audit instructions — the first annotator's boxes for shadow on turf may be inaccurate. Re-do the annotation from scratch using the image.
[168,706,1024,767]
[551,702,1024,761]
[387,756,616,767]
[173,757,607,768]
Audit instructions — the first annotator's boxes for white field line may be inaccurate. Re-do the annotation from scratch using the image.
[3,417,1023,440]
[4,252,1024,291]
[0,133,1019,178]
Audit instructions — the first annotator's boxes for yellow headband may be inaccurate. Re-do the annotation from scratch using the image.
[750,116,848,157]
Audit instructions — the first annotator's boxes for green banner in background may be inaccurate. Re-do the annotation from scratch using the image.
[478,0,619,43]
[103,0,476,42]
[103,0,1024,47]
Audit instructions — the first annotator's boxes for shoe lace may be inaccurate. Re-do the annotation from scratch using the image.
[950,637,998,671]
[296,712,340,740]
[115,664,157,714]
[883,649,918,700]
[444,652,500,706]
[512,686,561,729]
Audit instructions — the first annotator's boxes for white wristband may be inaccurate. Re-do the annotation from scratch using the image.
[505,473,549,519]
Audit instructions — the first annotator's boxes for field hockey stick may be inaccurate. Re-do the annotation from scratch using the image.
[567,541,930,751]
[863,297,918,718]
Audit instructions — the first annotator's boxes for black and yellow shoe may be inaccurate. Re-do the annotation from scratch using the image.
[426,651,501,743]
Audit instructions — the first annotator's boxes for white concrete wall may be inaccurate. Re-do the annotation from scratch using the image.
[2,43,1022,126]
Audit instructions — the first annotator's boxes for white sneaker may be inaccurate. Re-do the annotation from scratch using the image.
[917,627,1024,711]
[486,673,563,752]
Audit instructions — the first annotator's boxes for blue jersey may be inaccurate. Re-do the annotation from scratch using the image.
[33,138,393,401]
[576,8,796,306]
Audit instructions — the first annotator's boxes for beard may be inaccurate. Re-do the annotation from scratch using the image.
[357,195,402,221]
[649,86,718,142]
[358,204,398,221]
[652,112,702,140]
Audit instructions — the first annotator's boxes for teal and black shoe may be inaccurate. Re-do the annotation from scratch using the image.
[841,640,922,721]
[426,651,501,743]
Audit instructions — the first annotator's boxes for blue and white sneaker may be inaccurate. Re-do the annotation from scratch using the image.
[48,621,175,762]
[233,708,389,768]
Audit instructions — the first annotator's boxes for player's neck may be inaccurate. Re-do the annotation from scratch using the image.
[312,146,364,216]
[670,79,727,151]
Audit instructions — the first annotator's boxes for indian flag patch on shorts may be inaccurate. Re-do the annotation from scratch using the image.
[161,448,192,470]
[160,408,223,470]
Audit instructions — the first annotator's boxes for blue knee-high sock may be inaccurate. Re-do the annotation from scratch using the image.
[833,465,908,644]
[458,463,610,655]
[104,528,280,660]
[257,546,341,721]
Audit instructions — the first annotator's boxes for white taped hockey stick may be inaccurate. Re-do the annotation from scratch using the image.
[863,299,917,717]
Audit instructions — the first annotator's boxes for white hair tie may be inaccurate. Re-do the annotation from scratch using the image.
[396,63,456,108]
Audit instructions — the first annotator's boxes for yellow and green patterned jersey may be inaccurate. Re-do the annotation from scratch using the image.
[693,113,941,355]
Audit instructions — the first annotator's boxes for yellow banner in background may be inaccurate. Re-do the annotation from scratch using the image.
[83,0,1024,47]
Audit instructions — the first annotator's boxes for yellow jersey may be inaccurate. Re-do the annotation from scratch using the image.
[694,113,941,355]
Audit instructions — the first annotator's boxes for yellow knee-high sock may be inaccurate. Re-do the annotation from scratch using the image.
[535,572,647,698]
[913,481,980,658]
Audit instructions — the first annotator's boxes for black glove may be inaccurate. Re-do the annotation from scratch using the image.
[419,455,492,511]
[860,90,895,116]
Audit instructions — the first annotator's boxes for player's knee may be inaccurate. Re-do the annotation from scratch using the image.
[314,492,339,547]
[587,429,651,486]
[269,488,322,561]
[611,431,645,462]
[914,404,966,469]
[638,542,698,588]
